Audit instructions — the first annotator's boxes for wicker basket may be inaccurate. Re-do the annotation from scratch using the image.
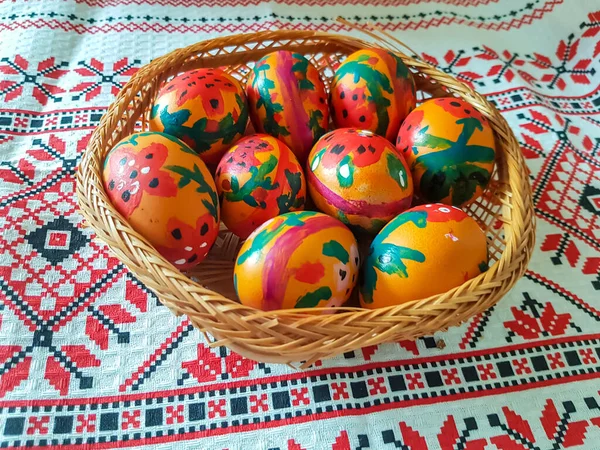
[76,30,535,368]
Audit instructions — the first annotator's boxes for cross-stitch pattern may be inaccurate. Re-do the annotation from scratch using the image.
[0,1,599,448]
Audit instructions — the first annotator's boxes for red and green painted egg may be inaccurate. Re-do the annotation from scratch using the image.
[306,128,413,233]
[215,134,306,239]
[103,131,220,270]
[360,204,488,308]
[247,51,329,163]
[149,68,248,166]
[396,97,496,207]
[234,211,359,311]
[330,48,416,142]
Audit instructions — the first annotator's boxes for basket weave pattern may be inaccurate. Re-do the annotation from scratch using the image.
[76,31,535,367]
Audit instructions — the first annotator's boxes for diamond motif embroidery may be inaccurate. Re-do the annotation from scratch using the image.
[26,217,87,265]
[537,150,600,241]
[579,185,600,215]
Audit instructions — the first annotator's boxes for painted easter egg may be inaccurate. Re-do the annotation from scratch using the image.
[247,51,329,163]
[103,132,220,270]
[396,97,496,207]
[234,211,359,311]
[330,48,416,142]
[306,128,413,233]
[215,134,306,239]
[149,68,248,165]
[360,204,488,308]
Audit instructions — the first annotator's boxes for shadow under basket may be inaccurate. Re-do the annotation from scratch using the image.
[76,30,536,368]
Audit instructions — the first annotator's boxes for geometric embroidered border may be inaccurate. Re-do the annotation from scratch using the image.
[1,85,599,140]
[1,334,598,447]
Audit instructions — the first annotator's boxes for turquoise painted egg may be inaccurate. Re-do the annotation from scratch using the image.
[396,97,496,206]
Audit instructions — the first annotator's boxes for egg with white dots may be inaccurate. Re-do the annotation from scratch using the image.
[103,131,220,271]
[360,203,489,308]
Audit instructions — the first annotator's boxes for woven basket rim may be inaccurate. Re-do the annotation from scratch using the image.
[76,30,536,364]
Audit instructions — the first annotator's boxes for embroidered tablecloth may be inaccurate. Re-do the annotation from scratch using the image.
[0,1,599,449]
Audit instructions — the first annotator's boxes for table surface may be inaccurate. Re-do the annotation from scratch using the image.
[0,1,599,449]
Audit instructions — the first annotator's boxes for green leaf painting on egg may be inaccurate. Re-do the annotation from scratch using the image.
[236,221,281,266]
[157,95,248,155]
[309,148,326,172]
[414,116,495,206]
[389,51,416,97]
[291,53,317,92]
[322,240,350,264]
[361,210,427,304]
[283,210,315,227]
[251,62,290,138]
[224,154,281,209]
[390,52,410,80]
[308,109,326,139]
[165,164,219,221]
[387,153,409,191]
[276,169,305,214]
[334,56,393,138]
[295,286,332,309]
[336,154,355,188]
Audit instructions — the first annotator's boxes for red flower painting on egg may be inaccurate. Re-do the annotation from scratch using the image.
[307,128,413,233]
[319,129,385,169]
[104,142,178,218]
[156,213,220,270]
[150,68,248,165]
[162,69,241,112]
[433,97,487,123]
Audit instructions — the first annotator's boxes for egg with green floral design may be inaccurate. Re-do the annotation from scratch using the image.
[103,132,220,270]
[360,204,488,308]
[247,51,329,163]
[331,48,416,141]
[216,134,306,239]
[150,68,248,165]
[306,128,413,233]
[396,97,496,206]
[234,211,359,311]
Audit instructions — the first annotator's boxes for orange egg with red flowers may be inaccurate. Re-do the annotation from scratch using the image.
[215,134,306,239]
[149,68,248,166]
[103,132,220,270]
[330,48,416,141]
[306,128,413,234]
[360,204,489,308]
[396,97,496,207]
